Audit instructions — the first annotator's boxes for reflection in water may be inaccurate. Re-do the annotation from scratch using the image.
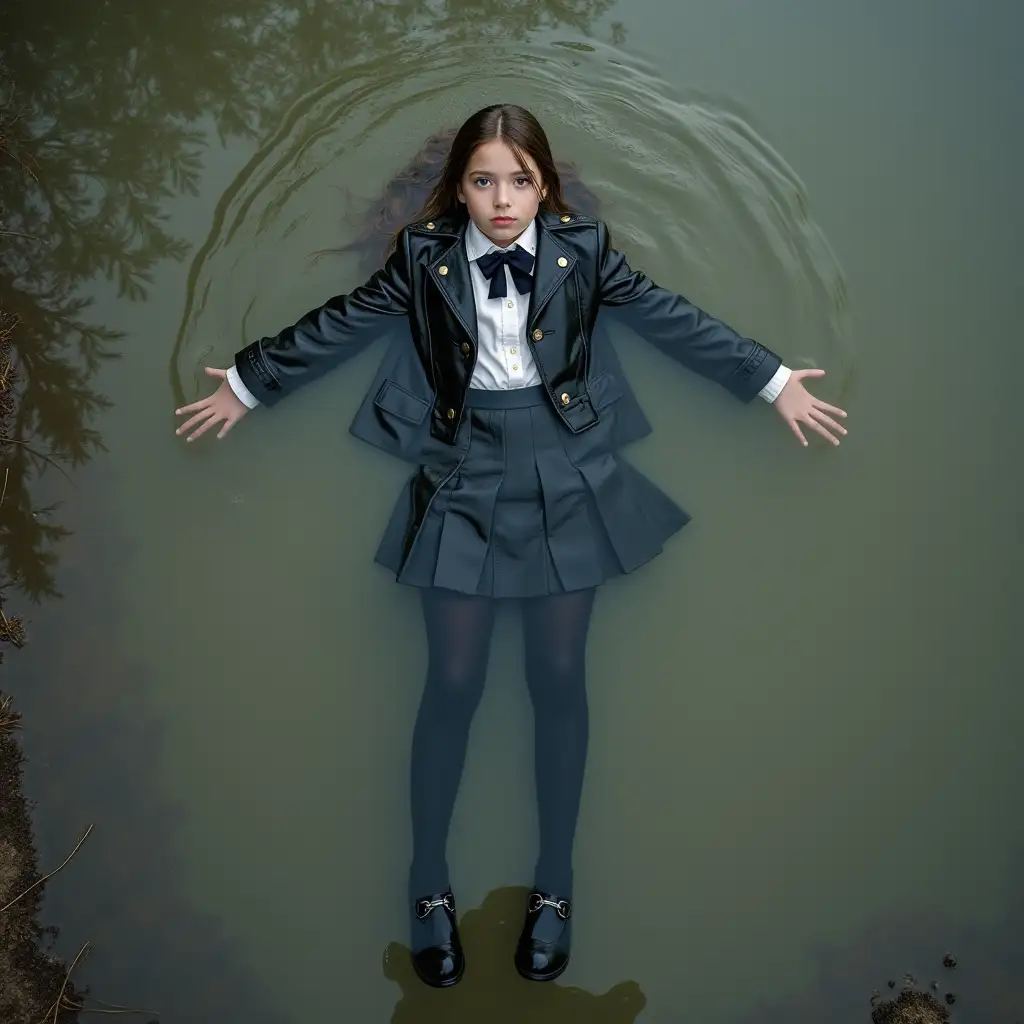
[384,886,646,1022]
[0,61,119,605]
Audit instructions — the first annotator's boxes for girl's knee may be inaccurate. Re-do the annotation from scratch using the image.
[426,660,487,707]
[525,651,587,709]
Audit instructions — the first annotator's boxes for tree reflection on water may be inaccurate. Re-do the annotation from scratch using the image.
[0,0,618,605]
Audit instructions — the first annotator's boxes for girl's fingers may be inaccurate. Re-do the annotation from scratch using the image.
[793,368,826,380]
[205,366,228,378]
[813,399,848,418]
[788,417,809,447]
[216,416,238,440]
[176,408,214,436]
[175,397,212,417]
[803,413,841,446]
[809,407,848,436]
[186,411,222,443]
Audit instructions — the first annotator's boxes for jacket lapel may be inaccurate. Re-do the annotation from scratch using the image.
[427,219,478,347]
[528,216,576,330]
[426,214,575,344]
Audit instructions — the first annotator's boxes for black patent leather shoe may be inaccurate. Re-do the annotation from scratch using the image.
[411,890,465,988]
[514,891,572,982]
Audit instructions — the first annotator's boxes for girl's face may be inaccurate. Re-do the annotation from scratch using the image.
[456,138,547,247]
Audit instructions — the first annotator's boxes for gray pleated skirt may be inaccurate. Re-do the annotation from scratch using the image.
[374,384,689,597]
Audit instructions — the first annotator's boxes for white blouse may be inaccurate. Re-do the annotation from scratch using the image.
[226,219,791,406]
[464,217,541,390]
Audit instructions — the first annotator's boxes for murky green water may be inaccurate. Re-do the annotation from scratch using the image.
[3,1,1022,1021]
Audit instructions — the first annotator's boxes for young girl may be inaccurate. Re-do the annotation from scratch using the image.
[174,104,848,988]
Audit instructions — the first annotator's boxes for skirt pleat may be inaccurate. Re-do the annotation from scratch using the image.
[374,385,689,598]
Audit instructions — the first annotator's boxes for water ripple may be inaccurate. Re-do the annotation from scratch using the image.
[173,38,853,400]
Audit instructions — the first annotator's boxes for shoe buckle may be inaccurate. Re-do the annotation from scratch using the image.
[415,892,455,919]
[528,892,572,920]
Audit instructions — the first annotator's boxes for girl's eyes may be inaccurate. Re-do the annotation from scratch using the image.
[473,176,533,188]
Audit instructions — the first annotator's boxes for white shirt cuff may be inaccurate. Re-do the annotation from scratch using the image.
[227,365,260,409]
[758,364,792,404]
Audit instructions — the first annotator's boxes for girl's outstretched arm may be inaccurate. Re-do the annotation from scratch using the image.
[173,230,414,444]
[596,221,847,446]
[233,230,413,408]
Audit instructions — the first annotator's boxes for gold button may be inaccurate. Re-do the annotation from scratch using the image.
[560,392,570,405]
[460,342,471,356]
[507,301,513,308]
[447,408,455,420]
[512,364,519,371]
[557,257,568,268]
[438,265,448,276]
[426,222,435,229]
[510,347,517,354]
[560,215,571,223]
[533,329,543,341]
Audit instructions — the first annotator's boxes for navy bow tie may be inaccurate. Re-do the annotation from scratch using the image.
[475,246,535,300]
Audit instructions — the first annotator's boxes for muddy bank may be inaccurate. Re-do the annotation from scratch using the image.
[0,695,82,1024]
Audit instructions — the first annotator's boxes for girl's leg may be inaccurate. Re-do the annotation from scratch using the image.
[521,587,596,898]
[409,587,496,911]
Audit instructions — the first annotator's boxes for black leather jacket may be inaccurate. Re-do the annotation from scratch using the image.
[234,209,782,457]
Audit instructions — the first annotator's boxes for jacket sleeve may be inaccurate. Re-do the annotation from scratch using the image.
[234,229,413,407]
[596,220,782,403]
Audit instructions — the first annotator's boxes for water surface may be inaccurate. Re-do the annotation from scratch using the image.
[3,1,1022,1021]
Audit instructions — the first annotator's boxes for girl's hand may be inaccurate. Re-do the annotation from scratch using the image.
[174,367,250,442]
[774,368,848,447]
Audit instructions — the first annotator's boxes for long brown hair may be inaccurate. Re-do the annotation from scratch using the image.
[340,115,601,274]
[386,104,572,256]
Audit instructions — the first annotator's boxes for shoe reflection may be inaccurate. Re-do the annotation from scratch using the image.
[383,885,646,1023]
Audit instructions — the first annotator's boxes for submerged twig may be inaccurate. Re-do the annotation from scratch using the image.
[1,466,8,506]
[78,996,160,1016]
[0,824,94,913]
[37,986,159,1019]
[39,942,90,1024]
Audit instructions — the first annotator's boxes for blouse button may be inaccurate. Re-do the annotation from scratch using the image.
[509,347,516,354]
[507,301,514,308]
[460,342,471,356]
[447,408,456,420]
[560,392,570,406]
[533,329,543,341]
[512,364,519,371]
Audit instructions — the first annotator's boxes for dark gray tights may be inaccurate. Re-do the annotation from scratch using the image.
[408,586,595,941]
